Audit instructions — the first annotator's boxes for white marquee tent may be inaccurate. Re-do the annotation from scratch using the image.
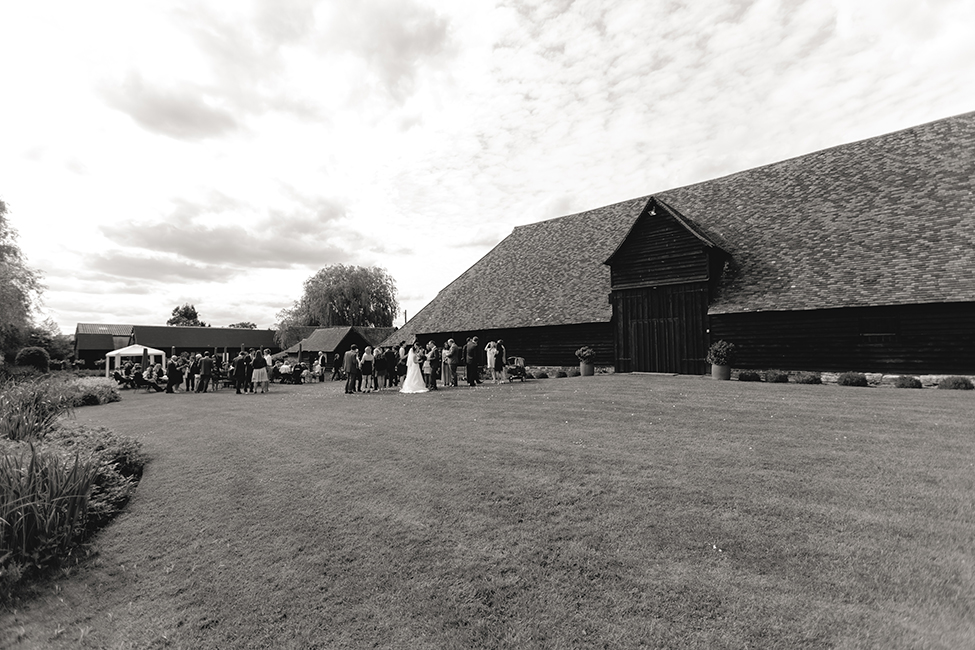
[104,344,167,377]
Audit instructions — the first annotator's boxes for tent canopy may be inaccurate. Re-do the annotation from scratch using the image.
[104,344,167,377]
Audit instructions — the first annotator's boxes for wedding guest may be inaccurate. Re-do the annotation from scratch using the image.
[446,339,460,387]
[464,337,480,387]
[251,347,270,394]
[495,339,507,383]
[485,342,498,384]
[374,346,387,390]
[384,346,398,387]
[342,345,359,394]
[360,346,376,393]
[197,352,214,393]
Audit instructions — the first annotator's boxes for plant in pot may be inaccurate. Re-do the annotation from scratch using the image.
[575,346,596,376]
[705,340,736,380]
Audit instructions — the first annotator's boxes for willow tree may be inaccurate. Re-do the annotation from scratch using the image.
[275,265,398,347]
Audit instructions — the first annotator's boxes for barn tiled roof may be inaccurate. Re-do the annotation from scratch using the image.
[657,111,975,314]
[390,196,647,342]
[395,111,975,337]
[289,326,399,353]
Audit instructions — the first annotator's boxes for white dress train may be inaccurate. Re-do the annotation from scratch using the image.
[400,348,428,393]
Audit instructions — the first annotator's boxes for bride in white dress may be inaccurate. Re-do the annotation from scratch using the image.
[400,343,428,394]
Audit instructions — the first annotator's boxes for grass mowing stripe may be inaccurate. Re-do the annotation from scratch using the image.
[1,375,972,649]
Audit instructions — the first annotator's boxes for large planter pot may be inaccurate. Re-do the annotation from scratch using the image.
[711,364,731,380]
[580,361,594,376]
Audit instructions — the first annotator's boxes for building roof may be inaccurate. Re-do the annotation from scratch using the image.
[656,111,975,314]
[287,326,399,354]
[131,325,278,350]
[392,111,975,340]
[75,323,134,336]
[389,196,647,343]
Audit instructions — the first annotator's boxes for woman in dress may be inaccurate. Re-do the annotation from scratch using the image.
[400,342,428,393]
[360,346,375,393]
[494,339,507,383]
[251,348,270,393]
[485,341,498,384]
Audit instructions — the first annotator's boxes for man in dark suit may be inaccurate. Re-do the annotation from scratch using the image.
[464,337,480,387]
[197,352,214,393]
[342,345,359,394]
[446,339,461,387]
[233,351,249,394]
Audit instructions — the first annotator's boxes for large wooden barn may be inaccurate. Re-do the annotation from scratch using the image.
[388,112,975,375]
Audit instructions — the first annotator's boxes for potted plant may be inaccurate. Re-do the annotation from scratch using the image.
[575,346,596,376]
[705,340,736,380]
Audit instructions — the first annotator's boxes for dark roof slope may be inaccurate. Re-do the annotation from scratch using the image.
[657,111,975,314]
[75,323,134,336]
[286,327,354,353]
[394,111,975,338]
[390,196,647,343]
[131,325,278,350]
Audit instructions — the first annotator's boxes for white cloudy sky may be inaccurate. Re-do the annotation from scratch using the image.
[2,0,973,333]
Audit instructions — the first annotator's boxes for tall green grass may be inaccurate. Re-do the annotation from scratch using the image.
[0,380,75,442]
[0,446,96,573]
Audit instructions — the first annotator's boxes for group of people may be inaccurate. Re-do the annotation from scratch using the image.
[337,337,508,395]
[114,348,287,394]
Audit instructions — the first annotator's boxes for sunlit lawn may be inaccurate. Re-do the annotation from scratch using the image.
[2,374,973,649]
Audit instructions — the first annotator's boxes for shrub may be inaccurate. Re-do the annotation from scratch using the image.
[937,376,974,390]
[737,371,761,382]
[837,372,869,387]
[555,371,568,378]
[533,371,549,379]
[66,377,122,407]
[765,370,789,383]
[894,375,923,389]
[48,423,148,532]
[793,371,822,385]
[0,379,75,442]
[0,446,97,587]
[705,340,736,366]
[0,424,147,596]
[568,369,581,377]
[14,347,50,373]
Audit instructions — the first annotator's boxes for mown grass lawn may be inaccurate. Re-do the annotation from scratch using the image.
[2,374,973,649]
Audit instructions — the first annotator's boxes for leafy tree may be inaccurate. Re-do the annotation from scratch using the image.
[167,303,208,327]
[27,317,74,361]
[275,265,398,347]
[0,199,44,359]
[227,322,257,329]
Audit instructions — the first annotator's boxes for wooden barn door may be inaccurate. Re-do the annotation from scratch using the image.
[614,283,708,374]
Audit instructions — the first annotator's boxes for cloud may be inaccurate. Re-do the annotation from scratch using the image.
[99,193,362,269]
[84,251,239,283]
[321,0,456,103]
[99,72,240,141]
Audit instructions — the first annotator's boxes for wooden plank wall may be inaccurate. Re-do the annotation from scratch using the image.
[609,210,709,288]
[710,302,975,374]
[415,323,615,368]
[612,283,709,374]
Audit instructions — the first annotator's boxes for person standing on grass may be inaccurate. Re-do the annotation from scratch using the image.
[165,356,181,394]
[360,346,375,393]
[374,346,387,390]
[197,352,214,393]
[464,337,480,387]
[384,346,393,387]
[494,340,507,384]
[343,345,359,394]
[446,338,460,387]
[251,347,270,394]
[425,340,441,391]
[233,351,248,394]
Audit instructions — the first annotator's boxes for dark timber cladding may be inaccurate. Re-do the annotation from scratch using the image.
[606,200,725,374]
[710,302,975,374]
[414,322,614,367]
